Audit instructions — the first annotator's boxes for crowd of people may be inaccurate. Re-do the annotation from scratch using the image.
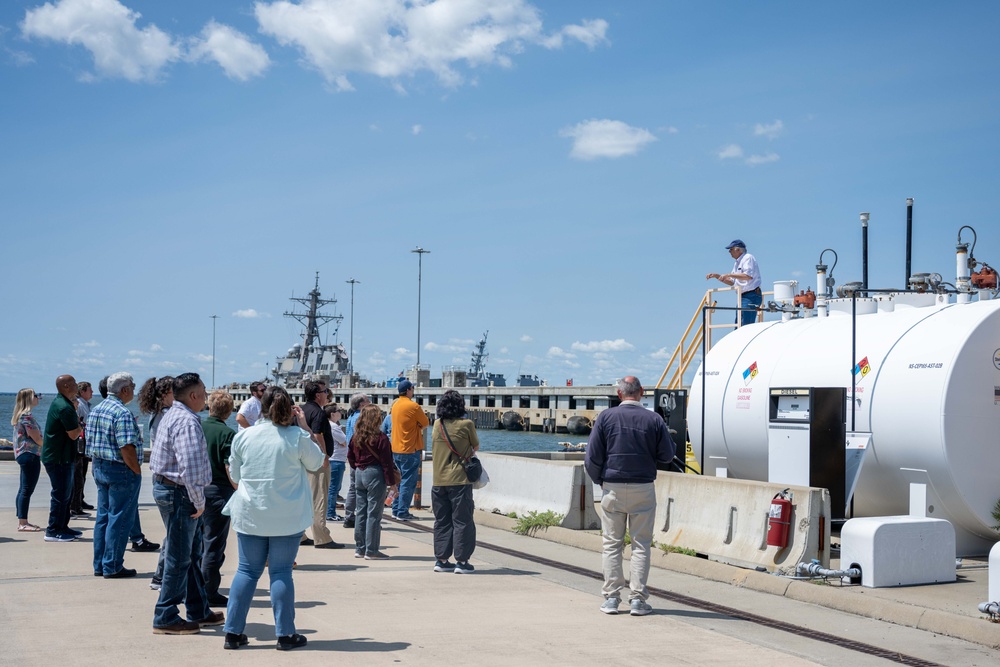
[10,373,482,650]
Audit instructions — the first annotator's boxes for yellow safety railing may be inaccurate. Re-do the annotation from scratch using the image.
[654,286,768,390]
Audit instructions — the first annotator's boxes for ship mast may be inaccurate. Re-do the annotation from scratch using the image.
[469,331,489,381]
[284,272,343,376]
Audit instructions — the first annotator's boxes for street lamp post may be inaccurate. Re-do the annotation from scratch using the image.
[411,247,430,368]
[210,314,218,388]
[346,278,360,375]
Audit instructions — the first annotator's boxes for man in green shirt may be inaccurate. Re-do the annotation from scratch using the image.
[43,374,83,542]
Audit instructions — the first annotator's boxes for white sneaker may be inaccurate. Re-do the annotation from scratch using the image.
[600,598,620,615]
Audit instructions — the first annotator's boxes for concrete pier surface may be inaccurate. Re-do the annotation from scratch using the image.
[2,462,999,666]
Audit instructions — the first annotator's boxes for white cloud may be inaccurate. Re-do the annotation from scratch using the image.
[193,353,214,362]
[254,0,608,91]
[520,335,533,342]
[391,347,415,361]
[649,347,672,360]
[424,339,473,353]
[571,339,634,353]
[150,343,163,352]
[7,48,35,66]
[560,119,657,160]
[123,357,144,366]
[547,346,576,359]
[499,346,508,354]
[76,340,100,348]
[21,0,181,82]
[233,308,269,318]
[745,153,780,166]
[540,18,609,49]
[411,124,423,135]
[718,144,743,160]
[187,20,270,81]
[754,119,783,139]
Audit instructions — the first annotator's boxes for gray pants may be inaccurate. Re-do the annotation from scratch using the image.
[354,466,387,555]
[431,485,476,563]
[599,482,656,602]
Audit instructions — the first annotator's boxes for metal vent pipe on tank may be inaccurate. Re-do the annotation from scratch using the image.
[860,212,870,292]
[905,198,914,287]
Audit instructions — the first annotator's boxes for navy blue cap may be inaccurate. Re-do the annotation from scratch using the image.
[725,239,746,250]
[397,379,414,394]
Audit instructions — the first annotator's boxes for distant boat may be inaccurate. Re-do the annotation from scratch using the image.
[558,441,586,452]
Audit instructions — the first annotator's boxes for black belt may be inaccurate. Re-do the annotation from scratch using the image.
[154,474,180,487]
[749,287,762,294]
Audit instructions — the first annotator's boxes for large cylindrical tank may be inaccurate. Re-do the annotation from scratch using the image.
[689,298,1000,555]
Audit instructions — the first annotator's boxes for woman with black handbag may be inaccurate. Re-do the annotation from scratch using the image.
[347,404,398,560]
[431,390,479,574]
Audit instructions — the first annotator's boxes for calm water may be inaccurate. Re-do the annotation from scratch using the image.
[1,393,579,453]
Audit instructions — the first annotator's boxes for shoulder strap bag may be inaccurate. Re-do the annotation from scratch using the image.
[439,420,484,484]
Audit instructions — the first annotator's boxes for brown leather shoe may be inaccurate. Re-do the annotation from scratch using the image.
[153,620,201,635]
[196,611,225,627]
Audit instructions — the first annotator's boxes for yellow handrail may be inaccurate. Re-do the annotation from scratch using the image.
[655,286,769,390]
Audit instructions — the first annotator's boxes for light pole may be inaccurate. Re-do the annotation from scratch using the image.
[411,247,430,367]
[346,278,360,375]
[210,314,218,388]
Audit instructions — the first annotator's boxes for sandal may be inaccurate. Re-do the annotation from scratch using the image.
[17,524,41,532]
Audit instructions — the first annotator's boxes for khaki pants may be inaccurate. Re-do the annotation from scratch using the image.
[599,482,656,602]
[306,466,333,545]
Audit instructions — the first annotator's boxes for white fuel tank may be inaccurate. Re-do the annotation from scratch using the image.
[689,297,1000,555]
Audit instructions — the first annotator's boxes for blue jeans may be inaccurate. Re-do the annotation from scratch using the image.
[224,532,301,638]
[354,466,387,555]
[43,461,75,537]
[739,290,762,327]
[92,458,141,575]
[391,452,420,516]
[326,460,346,519]
[152,480,209,627]
[15,452,41,521]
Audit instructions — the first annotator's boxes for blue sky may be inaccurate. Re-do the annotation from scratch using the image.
[2,0,999,393]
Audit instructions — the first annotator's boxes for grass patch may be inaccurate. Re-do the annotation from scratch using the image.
[658,543,697,557]
[513,510,564,537]
[991,497,1000,531]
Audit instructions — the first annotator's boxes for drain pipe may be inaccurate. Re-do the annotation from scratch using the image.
[978,602,1000,619]
[795,559,862,580]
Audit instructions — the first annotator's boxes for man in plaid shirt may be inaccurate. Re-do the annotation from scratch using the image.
[149,373,222,635]
[86,371,143,578]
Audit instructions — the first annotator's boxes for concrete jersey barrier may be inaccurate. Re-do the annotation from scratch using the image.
[472,452,601,530]
[653,474,831,572]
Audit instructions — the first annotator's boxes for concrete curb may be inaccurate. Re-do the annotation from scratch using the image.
[474,508,1000,650]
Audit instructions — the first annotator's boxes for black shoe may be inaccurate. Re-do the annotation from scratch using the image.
[104,568,137,579]
[224,633,249,650]
[343,519,355,528]
[132,539,160,552]
[66,527,83,537]
[94,571,103,577]
[300,537,314,546]
[315,541,345,550]
[80,501,95,511]
[276,634,307,651]
[70,509,91,518]
[207,594,229,607]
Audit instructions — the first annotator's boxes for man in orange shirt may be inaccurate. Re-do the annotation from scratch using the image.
[389,380,428,521]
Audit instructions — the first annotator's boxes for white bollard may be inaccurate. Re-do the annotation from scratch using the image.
[990,541,1000,604]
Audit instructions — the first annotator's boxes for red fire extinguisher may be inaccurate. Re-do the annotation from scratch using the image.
[766,489,793,549]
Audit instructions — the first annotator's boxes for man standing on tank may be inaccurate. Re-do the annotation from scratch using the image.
[389,379,428,521]
[706,239,762,327]
[585,376,674,617]
[42,374,83,542]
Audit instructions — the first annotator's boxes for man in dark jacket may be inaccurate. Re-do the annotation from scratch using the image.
[585,376,674,617]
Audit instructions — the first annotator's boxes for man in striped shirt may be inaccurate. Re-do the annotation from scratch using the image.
[149,373,222,635]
